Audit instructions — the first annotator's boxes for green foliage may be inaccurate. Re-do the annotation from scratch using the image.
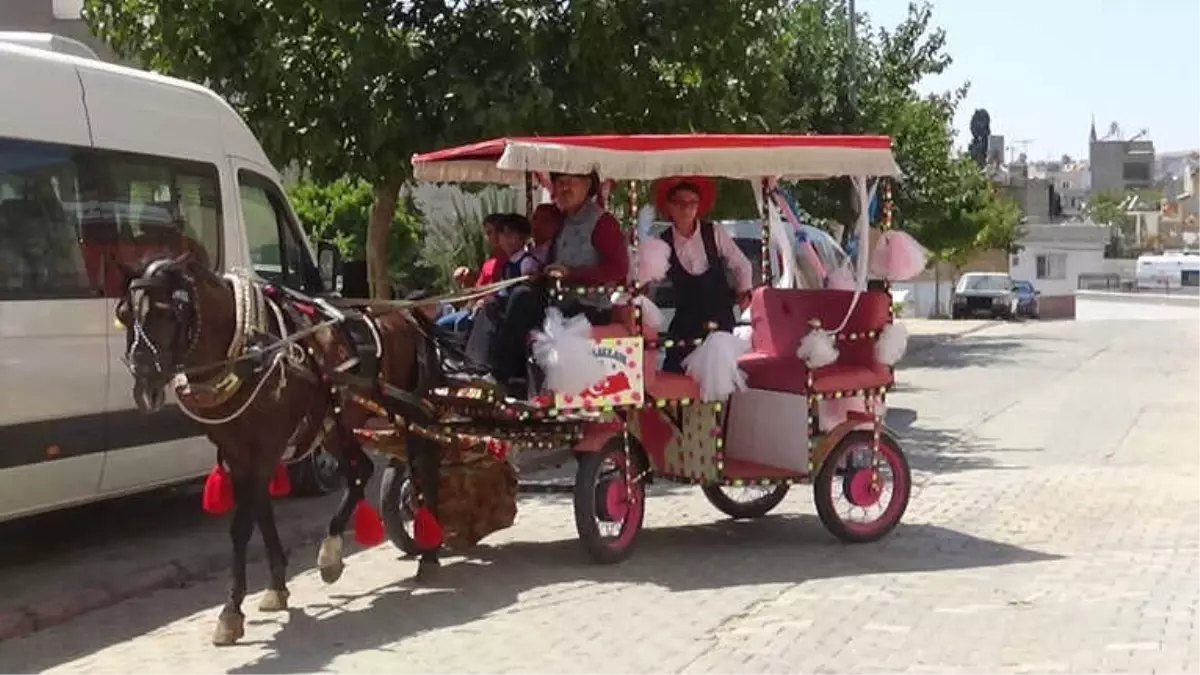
[82,0,1006,291]
[287,177,434,293]
[420,186,517,293]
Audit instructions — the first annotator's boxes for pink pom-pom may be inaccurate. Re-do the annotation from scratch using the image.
[870,230,928,281]
[637,238,671,283]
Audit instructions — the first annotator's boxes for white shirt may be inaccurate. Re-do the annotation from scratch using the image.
[668,222,754,294]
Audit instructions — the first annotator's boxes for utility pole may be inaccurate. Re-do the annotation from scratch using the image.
[843,0,859,249]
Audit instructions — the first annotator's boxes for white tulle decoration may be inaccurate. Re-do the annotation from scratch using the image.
[637,237,672,284]
[682,331,750,402]
[875,321,909,365]
[634,296,665,332]
[796,328,839,368]
[531,307,606,395]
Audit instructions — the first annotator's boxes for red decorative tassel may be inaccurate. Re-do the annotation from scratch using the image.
[352,500,386,547]
[267,462,291,498]
[413,505,444,551]
[201,465,234,515]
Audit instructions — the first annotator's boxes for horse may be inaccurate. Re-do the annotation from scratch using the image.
[115,253,446,646]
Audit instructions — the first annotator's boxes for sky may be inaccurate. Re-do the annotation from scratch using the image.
[858,0,1200,161]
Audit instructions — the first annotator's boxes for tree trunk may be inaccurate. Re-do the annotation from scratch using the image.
[367,182,401,300]
[933,261,941,318]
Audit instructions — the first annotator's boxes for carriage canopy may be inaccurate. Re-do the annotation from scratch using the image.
[411,134,902,184]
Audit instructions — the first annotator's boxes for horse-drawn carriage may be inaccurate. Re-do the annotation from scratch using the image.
[115,133,922,646]
[375,134,916,563]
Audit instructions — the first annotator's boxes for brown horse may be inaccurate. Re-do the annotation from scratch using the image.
[115,254,445,646]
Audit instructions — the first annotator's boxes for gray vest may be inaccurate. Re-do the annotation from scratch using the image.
[552,200,610,309]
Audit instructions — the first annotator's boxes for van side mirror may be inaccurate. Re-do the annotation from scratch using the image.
[317,242,342,293]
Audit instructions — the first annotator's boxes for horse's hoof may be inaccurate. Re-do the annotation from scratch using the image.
[319,562,345,584]
[211,612,245,647]
[316,535,344,585]
[415,559,440,584]
[258,588,290,612]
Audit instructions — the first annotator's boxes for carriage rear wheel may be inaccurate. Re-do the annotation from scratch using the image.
[813,430,910,543]
[378,460,420,556]
[701,483,790,519]
[573,438,647,565]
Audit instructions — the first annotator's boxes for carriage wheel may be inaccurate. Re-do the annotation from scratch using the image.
[813,430,910,543]
[378,460,420,556]
[573,438,646,564]
[701,483,790,520]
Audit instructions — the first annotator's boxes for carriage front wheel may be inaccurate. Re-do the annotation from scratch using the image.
[573,438,647,564]
[701,483,790,519]
[378,460,420,556]
[813,430,910,543]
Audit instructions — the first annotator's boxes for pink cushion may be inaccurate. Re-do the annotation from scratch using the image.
[737,353,808,394]
[749,288,891,369]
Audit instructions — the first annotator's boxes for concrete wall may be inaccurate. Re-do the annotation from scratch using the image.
[1090,138,1156,194]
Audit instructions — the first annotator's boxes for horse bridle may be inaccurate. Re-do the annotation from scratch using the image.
[120,258,202,378]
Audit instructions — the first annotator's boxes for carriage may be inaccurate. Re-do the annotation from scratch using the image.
[373,133,916,563]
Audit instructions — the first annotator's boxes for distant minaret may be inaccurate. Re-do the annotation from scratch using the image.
[1089,114,1098,144]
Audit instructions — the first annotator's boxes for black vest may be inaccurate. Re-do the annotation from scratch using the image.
[660,221,736,340]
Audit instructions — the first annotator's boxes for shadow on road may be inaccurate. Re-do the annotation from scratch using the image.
[901,334,1056,371]
[1,505,1061,674]
[228,517,1059,675]
[887,407,1023,475]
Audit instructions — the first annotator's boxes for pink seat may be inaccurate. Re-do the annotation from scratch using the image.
[740,288,893,396]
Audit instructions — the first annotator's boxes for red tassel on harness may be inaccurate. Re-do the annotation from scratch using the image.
[201,465,234,515]
[413,505,444,551]
[353,500,386,547]
[267,462,291,498]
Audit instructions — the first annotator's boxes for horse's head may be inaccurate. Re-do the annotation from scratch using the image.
[115,253,202,413]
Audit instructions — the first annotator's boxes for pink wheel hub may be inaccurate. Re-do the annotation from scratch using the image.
[845,468,883,507]
[603,479,630,521]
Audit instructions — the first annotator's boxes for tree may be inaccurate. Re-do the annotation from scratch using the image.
[967,108,991,167]
[764,0,967,242]
[84,0,548,298]
[288,177,435,294]
[84,0,798,295]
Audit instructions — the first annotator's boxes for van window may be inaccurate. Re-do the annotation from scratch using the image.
[238,170,315,292]
[0,137,223,301]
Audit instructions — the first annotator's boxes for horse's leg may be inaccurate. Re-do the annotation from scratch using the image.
[317,429,373,584]
[412,433,442,582]
[254,475,290,612]
[213,474,256,646]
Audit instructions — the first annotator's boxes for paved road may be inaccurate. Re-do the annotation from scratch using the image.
[1,306,1197,674]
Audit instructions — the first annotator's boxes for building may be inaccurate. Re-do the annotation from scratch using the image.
[0,0,115,60]
[1009,224,1109,319]
[1088,119,1156,195]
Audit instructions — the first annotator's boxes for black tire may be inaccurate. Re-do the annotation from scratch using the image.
[813,430,911,544]
[378,460,420,555]
[701,484,790,519]
[289,445,341,497]
[573,438,647,564]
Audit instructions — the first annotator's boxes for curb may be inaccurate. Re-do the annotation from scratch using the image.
[0,521,328,644]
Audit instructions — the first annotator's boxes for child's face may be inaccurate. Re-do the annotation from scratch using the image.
[483,221,500,249]
[497,229,525,256]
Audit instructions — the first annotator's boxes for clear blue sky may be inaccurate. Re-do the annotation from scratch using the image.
[859,0,1200,160]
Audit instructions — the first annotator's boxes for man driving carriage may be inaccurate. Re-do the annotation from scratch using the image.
[652,176,754,373]
[483,171,629,397]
